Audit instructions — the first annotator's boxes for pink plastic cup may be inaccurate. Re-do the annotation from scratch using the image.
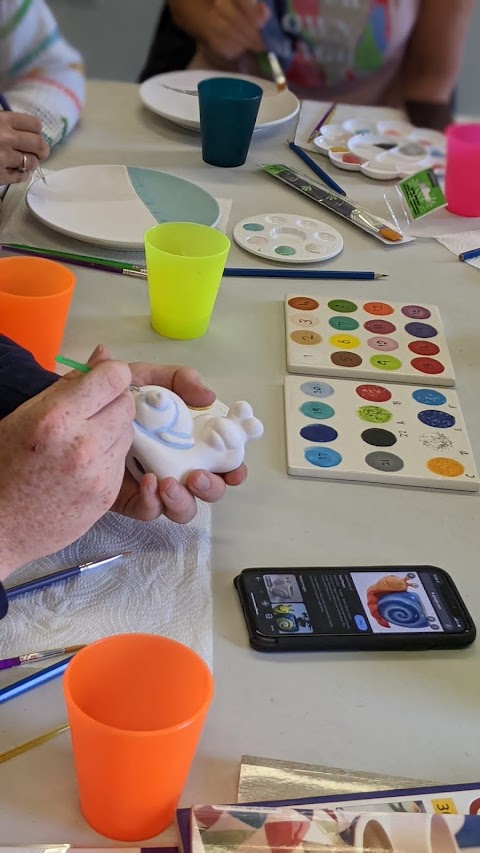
[445,124,480,216]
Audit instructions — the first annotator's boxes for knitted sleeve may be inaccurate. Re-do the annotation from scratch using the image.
[0,0,85,146]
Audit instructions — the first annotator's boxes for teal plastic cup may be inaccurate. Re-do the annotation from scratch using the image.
[198,77,263,168]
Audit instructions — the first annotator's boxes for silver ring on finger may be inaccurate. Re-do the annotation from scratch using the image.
[17,153,28,174]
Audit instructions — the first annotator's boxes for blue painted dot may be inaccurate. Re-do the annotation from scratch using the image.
[412,388,447,406]
[300,424,338,442]
[243,222,264,231]
[300,401,335,419]
[404,322,438,338]
[300,381,334,398]
[305,447,342,468]
[418,410,455,428]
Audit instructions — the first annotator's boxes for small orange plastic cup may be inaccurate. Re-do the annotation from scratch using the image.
[0,256,75,369]
[63,633,214,841]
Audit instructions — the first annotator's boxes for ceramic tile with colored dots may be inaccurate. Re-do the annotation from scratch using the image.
[233,213,343,263]
[286,295,455,387]
[284,375,478,491]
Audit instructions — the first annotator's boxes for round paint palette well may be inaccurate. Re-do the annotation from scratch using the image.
[233,214,343,264]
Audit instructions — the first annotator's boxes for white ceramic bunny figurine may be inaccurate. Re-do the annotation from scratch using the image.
[126,385,263,484]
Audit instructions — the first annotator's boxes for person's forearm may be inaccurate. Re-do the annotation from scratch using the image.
[401,0,473,105]
[168,0,214,41]
[0,335,58,420]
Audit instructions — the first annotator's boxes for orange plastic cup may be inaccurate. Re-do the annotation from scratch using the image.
[63,633,214,841]
[0,256,75,369]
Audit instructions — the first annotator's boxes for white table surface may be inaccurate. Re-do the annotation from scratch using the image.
[1,80,480,845]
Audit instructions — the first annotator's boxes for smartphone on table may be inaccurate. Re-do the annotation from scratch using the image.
[234,566,476,652]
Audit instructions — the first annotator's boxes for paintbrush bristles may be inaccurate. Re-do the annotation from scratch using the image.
[379,226,404,242]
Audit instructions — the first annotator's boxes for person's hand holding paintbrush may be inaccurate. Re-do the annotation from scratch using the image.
[169,0,271,64]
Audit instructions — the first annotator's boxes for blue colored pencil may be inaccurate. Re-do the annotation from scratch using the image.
[459,247,480,262]
[0,656,73,705]
[224,268,386,280]
[288,139,346,196]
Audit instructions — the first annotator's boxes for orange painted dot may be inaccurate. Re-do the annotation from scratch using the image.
[288,297,319,311]
[290,330,322,345]
[363,301,394,316]
[427,458,465,478]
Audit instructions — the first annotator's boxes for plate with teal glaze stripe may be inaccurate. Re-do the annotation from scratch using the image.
[26,165,221,248]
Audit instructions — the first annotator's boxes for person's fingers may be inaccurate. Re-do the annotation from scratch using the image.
[157,477,199,524]
[1,147,39,171]
[11,130,50,159]
[7,112,43,134]
[172,367,216,408]
[86,344,112,366]
[216,5,262,51]
[209,0,265,55]
[1,168,30,185]
[185,469,228,503]
[88,391,136,453]
[127,363,216,408]
[222,464,248,486]
[50,360,133,419]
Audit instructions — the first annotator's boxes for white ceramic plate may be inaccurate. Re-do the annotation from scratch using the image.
[139,70,300,132]
[26,165,221,249]
[233,213,343,263]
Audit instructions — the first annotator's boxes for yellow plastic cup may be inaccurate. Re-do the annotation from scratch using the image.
[144,222,230,339]
[64,633,214,841]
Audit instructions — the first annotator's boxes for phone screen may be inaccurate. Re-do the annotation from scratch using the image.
[240,567,467,638]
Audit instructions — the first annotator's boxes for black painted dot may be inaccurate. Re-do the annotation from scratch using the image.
[361,428,397,448]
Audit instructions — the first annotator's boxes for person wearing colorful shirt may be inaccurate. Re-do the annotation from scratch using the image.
[140,0,474,130]
[0,0,85,185]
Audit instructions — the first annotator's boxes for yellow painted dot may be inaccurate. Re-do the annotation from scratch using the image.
[330,146,348,153]
[427,457,465,478]
[329,333,361,349]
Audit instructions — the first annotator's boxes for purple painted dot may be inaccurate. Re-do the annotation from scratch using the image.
[401,305,431,320]
[300,424,338,443]
[404,322,438,339]
[418,410,455,428]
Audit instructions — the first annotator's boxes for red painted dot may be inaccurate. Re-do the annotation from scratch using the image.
[363,301,394,316]
[408,340,440,356]
[356,384,392,402]
[411,357,444,375]
[343,153,363,164]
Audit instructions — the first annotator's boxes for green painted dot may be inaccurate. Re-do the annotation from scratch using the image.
[370,354,402,371]
[275,245,296,256]
[300,401,335,420]
[357,405,393,424]
[329,316,359,331]
[328,299,358,313]
[243,222,264,231]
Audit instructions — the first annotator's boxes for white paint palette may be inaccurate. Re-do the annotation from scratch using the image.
[285,295,455,387]
[284,375,478,491]
[233,214,343,263]
[312,119,445,181]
